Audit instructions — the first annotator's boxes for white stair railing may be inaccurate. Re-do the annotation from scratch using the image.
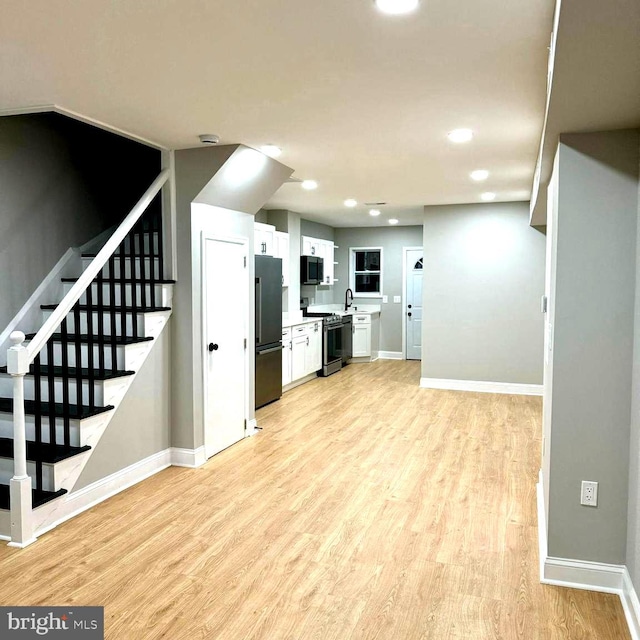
[6,169,169,547]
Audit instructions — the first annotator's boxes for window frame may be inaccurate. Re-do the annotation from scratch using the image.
[349,246,384,298]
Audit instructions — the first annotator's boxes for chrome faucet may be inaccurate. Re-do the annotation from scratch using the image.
[344,288,354,312]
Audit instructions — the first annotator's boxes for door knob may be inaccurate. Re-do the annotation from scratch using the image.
[408,304,412,309]
[208,343,219,352]
[407,312,412,317]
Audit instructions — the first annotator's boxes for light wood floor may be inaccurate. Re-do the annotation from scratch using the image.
[0,360,630,639]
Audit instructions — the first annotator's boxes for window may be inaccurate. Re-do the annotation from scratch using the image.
[349,247,383,297]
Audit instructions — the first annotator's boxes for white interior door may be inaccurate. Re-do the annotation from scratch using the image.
[405,248,423,360]
[203,233,248,458]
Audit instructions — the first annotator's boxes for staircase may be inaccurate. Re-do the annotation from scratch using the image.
[0,170,172,545]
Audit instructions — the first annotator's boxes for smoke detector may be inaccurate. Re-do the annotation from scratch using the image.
[199,134,220,145]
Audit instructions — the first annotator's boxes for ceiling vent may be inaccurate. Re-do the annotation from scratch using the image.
[364,202,387,206]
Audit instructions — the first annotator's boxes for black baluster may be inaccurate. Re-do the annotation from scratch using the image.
[128,229,138,339]
[156,204,164,284]
[97,268,105,376]
[33,353,43,492]
[46,338,56,449]
[86,286,95,410]
[149,210,157,308]
[74,304,83,419]
[108,256,117,373]
[60,318,70,448]
[139,221,148,310]
[119,242,127,340]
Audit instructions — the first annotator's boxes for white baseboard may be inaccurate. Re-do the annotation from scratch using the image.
[537,472,639,639]
[378,351,403,360]
[622,569,640,640]
[245,418,260,437]
[35,449,172,538]
[170,446,207,468]
[419,377,543,396]
[283,372,318,393]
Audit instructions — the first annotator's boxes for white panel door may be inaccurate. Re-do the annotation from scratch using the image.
[203,234,247,458]
[405,249,423,360]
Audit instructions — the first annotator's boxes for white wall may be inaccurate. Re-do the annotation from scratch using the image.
[421,202,545,384]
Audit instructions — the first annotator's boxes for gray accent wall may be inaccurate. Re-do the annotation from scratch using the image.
[547,130,639,564]
[628,133,640,587]
[421,202,545,384]
[301,219,336,306]
[0,113,160,333]
[333,226,423,353]
[300,219,335,242]
[73,322,171,490]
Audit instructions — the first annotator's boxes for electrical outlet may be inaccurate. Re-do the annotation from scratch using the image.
[382,295,388,303]
[581,481,598,507]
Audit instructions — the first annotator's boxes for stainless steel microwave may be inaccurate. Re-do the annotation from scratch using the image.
[300,255,324,285]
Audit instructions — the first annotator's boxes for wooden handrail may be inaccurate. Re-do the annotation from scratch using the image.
[25,169,169,361]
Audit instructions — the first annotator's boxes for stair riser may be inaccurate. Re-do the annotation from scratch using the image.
[122,233,159,254]
[42,309,145,338]
[0,410,109,447]
[35,342,127,370]
[62,282,171,307]
[0,451,89,493]
[0,375,106,406]
[82,256,161,280]
[0,459,55,491]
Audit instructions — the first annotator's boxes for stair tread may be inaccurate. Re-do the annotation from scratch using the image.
[0,484,67,510]
[0,397,114,420]
[40,303,171,312]
[0,365,134,381]
[82,252,160,258]
[25,332,153,345]
[0,437,90,464]
[61,277,176,284]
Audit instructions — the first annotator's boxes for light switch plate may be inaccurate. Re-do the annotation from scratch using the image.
[382,295,388,303]
[393,296,401,303]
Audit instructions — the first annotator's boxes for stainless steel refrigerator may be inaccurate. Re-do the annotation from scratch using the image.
[255,255,283,409]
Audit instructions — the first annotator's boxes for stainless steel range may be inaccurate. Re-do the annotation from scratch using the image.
[304,312,350,376]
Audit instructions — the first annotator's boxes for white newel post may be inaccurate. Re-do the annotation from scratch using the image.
[7,331,36,548]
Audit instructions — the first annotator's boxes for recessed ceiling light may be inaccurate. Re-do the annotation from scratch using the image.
[389,218,399,225]
[369,209,381,217]
[375,0,419,15]
[480,192,496,201]
[470,169,489,182]
[344,199,358,208]
[447,129,473,143]
[301,180,318,190]
[260,144,282,158]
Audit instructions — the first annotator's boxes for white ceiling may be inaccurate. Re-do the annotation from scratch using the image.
[0,0,555,227]
[530,0,640,225]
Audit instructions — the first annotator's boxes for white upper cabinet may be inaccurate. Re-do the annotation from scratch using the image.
[301,235,335,286]
[254,222,275,256]
[255,223,289,287]
[301,236,321,257]
[274,231,290,287]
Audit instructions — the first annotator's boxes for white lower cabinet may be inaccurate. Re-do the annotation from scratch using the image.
[282,328,292,386]
[352,314,372,357]
[283,321,322,387]
[291,334,307,381]
[306,321,322,373]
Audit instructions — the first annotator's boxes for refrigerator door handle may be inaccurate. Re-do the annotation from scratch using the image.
[257,344,283,355]
[255,277,262,344]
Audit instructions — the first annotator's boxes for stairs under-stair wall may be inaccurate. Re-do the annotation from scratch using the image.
[0,185,175,543]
